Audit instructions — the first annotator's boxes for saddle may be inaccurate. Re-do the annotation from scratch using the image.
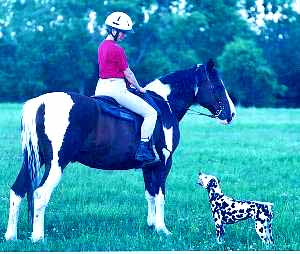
[91,88,161,122]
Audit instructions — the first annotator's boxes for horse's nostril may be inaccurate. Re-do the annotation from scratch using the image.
[232,112,235,118]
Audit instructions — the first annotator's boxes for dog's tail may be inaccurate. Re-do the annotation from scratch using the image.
[255,201,273,207]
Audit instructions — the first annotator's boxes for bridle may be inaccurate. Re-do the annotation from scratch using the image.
[147,67,221,120]
[143,64,225,119]
[186,107,221,118]
[147,93,219,119]
[189,64,223,118]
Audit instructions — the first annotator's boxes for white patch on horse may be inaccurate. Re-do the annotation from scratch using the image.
[194,65,200,96]
[43,92,74,163]
[155,188,171,235]
[145,191,156,227]
[194,85,199,97]
[5,190,22,241]
[145,79,171,101]
[162,126,173,164]
[21,96,45,185]
[30,92,74,242]
[222,80,236,119]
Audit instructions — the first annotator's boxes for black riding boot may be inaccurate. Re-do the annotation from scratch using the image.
[135,141,156,162]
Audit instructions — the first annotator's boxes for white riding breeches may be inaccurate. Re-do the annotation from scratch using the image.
[95,78,157,140]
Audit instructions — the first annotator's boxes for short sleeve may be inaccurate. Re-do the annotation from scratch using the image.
[116,47,128,72]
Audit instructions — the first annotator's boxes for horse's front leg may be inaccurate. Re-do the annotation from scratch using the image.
[154,186,171,235]
[144,190,155,227]
[143,158,172,236]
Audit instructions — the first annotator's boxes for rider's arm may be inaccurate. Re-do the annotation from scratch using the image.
[124,67,145,93]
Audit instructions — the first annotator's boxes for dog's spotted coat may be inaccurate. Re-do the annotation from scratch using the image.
[198,173,274,244]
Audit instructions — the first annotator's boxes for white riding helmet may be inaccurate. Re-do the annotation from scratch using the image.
[105,12,133,32]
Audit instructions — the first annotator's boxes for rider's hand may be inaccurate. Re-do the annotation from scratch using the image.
[139,87,146,93]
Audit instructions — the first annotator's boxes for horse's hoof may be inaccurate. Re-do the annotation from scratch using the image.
[30,235,44,243]
[147,219,156,228]
[147,223,155,229]
[156,227,172,236]
[4,232,17,241]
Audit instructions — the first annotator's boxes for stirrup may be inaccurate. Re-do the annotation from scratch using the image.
[135,141,155,162]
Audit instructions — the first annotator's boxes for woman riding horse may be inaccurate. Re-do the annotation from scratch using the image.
[95,12,157,163]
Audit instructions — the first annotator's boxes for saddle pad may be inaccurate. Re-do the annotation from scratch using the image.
[91,89,161,122]
[92,95,140,122]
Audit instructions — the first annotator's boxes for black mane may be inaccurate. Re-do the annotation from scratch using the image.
[159,67,196,91]
[158,66,198,120]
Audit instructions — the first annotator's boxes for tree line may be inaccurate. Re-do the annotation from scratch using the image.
[0,0,299,107]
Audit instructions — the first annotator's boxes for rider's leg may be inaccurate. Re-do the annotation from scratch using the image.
[95,79,157,161]
[117,89,157,162]
[118,89,157,139]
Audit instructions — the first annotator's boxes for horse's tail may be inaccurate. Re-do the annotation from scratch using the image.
[21,97,44,225]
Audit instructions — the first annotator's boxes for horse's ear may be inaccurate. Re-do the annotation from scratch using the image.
[206,59,214,71]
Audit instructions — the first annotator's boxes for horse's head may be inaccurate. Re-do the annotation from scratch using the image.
[194,59,236,124]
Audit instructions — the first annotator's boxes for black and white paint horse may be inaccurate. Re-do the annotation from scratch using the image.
[5,59,236,242]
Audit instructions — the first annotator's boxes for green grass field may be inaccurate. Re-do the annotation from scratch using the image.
[0,103,299,251]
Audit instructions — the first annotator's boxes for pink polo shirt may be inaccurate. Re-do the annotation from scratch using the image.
[98,40,128,79]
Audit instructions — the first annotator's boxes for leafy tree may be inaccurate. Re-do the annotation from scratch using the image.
[0,0,296,108]
[130,0,254,83]
[218,38,286,106]
[0,38,19,101]
[238,0,300,106]
[0,0,100,100]
[257,8,300,107]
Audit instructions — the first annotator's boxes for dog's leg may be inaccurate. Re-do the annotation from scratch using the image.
[255,221,269,244]
[266,220,274,244]
[216,223,225,244]
[267,208,274,244]
[214,211,225,244]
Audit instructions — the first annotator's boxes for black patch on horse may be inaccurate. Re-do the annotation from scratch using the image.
[36,104,53,187]
[60,93,99,168]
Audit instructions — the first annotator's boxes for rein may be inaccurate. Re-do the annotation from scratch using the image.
[146,92,219,119]
[186,108,219,118]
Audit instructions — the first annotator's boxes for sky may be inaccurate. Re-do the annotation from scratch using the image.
[294,0,300,12]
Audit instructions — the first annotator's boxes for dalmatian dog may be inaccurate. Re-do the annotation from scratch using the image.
[197,173,274,244]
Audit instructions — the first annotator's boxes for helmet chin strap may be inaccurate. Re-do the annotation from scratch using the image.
[111,29,120,41]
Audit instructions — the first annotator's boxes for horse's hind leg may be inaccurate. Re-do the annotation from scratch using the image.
[5,190,22,241]
[31,160,62,242]
[31,130,81,242]
[5,159,31,240]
